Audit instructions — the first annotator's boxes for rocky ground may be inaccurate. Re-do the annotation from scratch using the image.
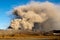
[0,29,60,40]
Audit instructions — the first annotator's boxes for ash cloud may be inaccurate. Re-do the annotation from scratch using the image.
[9,1,60,32]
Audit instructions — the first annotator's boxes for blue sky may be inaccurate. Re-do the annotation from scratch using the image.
[0,0,60,29]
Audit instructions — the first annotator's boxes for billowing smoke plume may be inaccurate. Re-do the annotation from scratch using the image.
[9,1,60,32]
